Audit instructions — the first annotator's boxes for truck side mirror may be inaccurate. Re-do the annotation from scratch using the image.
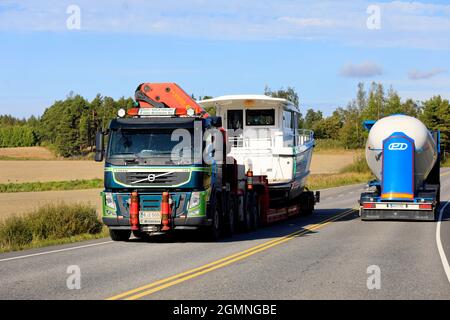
[95,131,104,162]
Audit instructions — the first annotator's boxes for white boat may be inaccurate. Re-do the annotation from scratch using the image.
[199,95,315,201]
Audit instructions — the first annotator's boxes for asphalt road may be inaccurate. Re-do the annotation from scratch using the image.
[0,169,449,300]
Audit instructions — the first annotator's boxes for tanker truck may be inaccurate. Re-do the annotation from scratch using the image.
[359,114,441,221]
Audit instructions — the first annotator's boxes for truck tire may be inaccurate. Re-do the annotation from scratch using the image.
[244,193,258,231]
[299,191,314,216]
[132,230,150,240]
[252,194,260,230]
[224,197,236,236]
[243,193,252,231]
[109,229,131,241]
[206,203,222,241]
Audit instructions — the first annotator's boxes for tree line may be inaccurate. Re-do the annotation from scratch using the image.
[267,83,450,153]
[0,94,134,156]
[0,83,448,157]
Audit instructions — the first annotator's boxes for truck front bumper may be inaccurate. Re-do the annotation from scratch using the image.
[103,216,212,230]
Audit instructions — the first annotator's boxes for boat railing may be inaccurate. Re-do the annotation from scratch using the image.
[228,129,314,149]
[297,129,314,146]
[228,136,272,149]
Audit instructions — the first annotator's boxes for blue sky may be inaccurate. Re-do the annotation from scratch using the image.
[0,0,449,118]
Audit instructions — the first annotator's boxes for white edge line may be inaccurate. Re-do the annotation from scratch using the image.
[0,240,113,263]
[436,201,450,284]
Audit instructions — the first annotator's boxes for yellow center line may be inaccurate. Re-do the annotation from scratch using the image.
[107,208,356,300]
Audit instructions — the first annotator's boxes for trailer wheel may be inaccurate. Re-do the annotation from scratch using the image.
[109,229,131,241]
[245,193,258,231]
[252,194,260,230]
[300,191,314,216]
[243,193,253,231]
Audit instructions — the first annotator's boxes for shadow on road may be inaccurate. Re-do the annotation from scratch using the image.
[127,208,359,244]
[439,201,450,222]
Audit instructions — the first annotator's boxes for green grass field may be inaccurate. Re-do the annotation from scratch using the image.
[0,179,103,193]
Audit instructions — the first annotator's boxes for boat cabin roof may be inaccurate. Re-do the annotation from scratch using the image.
[198,95,299,113]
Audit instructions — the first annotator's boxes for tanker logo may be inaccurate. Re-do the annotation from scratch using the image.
[388,142,408,151]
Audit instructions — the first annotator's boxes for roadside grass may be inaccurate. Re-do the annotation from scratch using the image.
[338,154,370,173]
[0,179,103,193]
[314,139,363,155]
[314,139,345,151]
[307,172,373,190]
[307,153,373,190]
[0,156,50,161]
[0,202,106,253]
[442,157,450,168]
[0,155,95,161]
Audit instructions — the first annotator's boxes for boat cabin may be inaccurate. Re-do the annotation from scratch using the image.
[199,95,314,194]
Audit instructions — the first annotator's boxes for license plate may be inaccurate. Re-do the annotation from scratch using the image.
[388,203,406,209]
[139,211,161,225]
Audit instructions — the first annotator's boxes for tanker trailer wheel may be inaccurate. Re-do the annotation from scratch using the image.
[109,229,131,241]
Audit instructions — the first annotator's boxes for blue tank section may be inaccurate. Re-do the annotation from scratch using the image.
[381,132,415,201]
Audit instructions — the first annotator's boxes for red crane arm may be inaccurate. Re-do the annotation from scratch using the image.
[129,82,209,118]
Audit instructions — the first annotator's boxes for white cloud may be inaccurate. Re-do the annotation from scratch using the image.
[408,68,447,80]
[0,1,450,48]
[340,62,383,78]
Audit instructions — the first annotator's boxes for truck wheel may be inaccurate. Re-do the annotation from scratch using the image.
[251,195,260,230]
[207,206,222,241]
[132,230,150,240]
[300,192,314,216]
[224,198,236,236]
[109,229,131,241]
[245,193,258,231]
[243,193,253,231]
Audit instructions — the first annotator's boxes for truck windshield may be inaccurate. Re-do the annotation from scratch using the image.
[107,129,196,165]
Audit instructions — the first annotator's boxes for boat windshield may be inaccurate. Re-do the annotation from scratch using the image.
[246,109,275,126]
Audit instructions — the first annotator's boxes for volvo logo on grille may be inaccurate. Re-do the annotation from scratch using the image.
[131,172,172,184]
[388,142,408,151]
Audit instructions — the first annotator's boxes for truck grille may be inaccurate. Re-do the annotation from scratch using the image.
[114,171,190,187]
[116,193,186,216]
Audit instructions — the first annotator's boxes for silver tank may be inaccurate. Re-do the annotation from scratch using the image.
[365,114,438,188]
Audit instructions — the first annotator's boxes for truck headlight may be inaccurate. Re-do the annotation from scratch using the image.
[188,192,201,209]
[105,192,116,210]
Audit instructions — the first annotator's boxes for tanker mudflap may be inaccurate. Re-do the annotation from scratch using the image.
[361,209,435,221]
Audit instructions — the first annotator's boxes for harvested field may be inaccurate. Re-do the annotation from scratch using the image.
[310,150,361,174]
[0,147,55,160]
[0,189,103,220]
[0,161,103,183]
